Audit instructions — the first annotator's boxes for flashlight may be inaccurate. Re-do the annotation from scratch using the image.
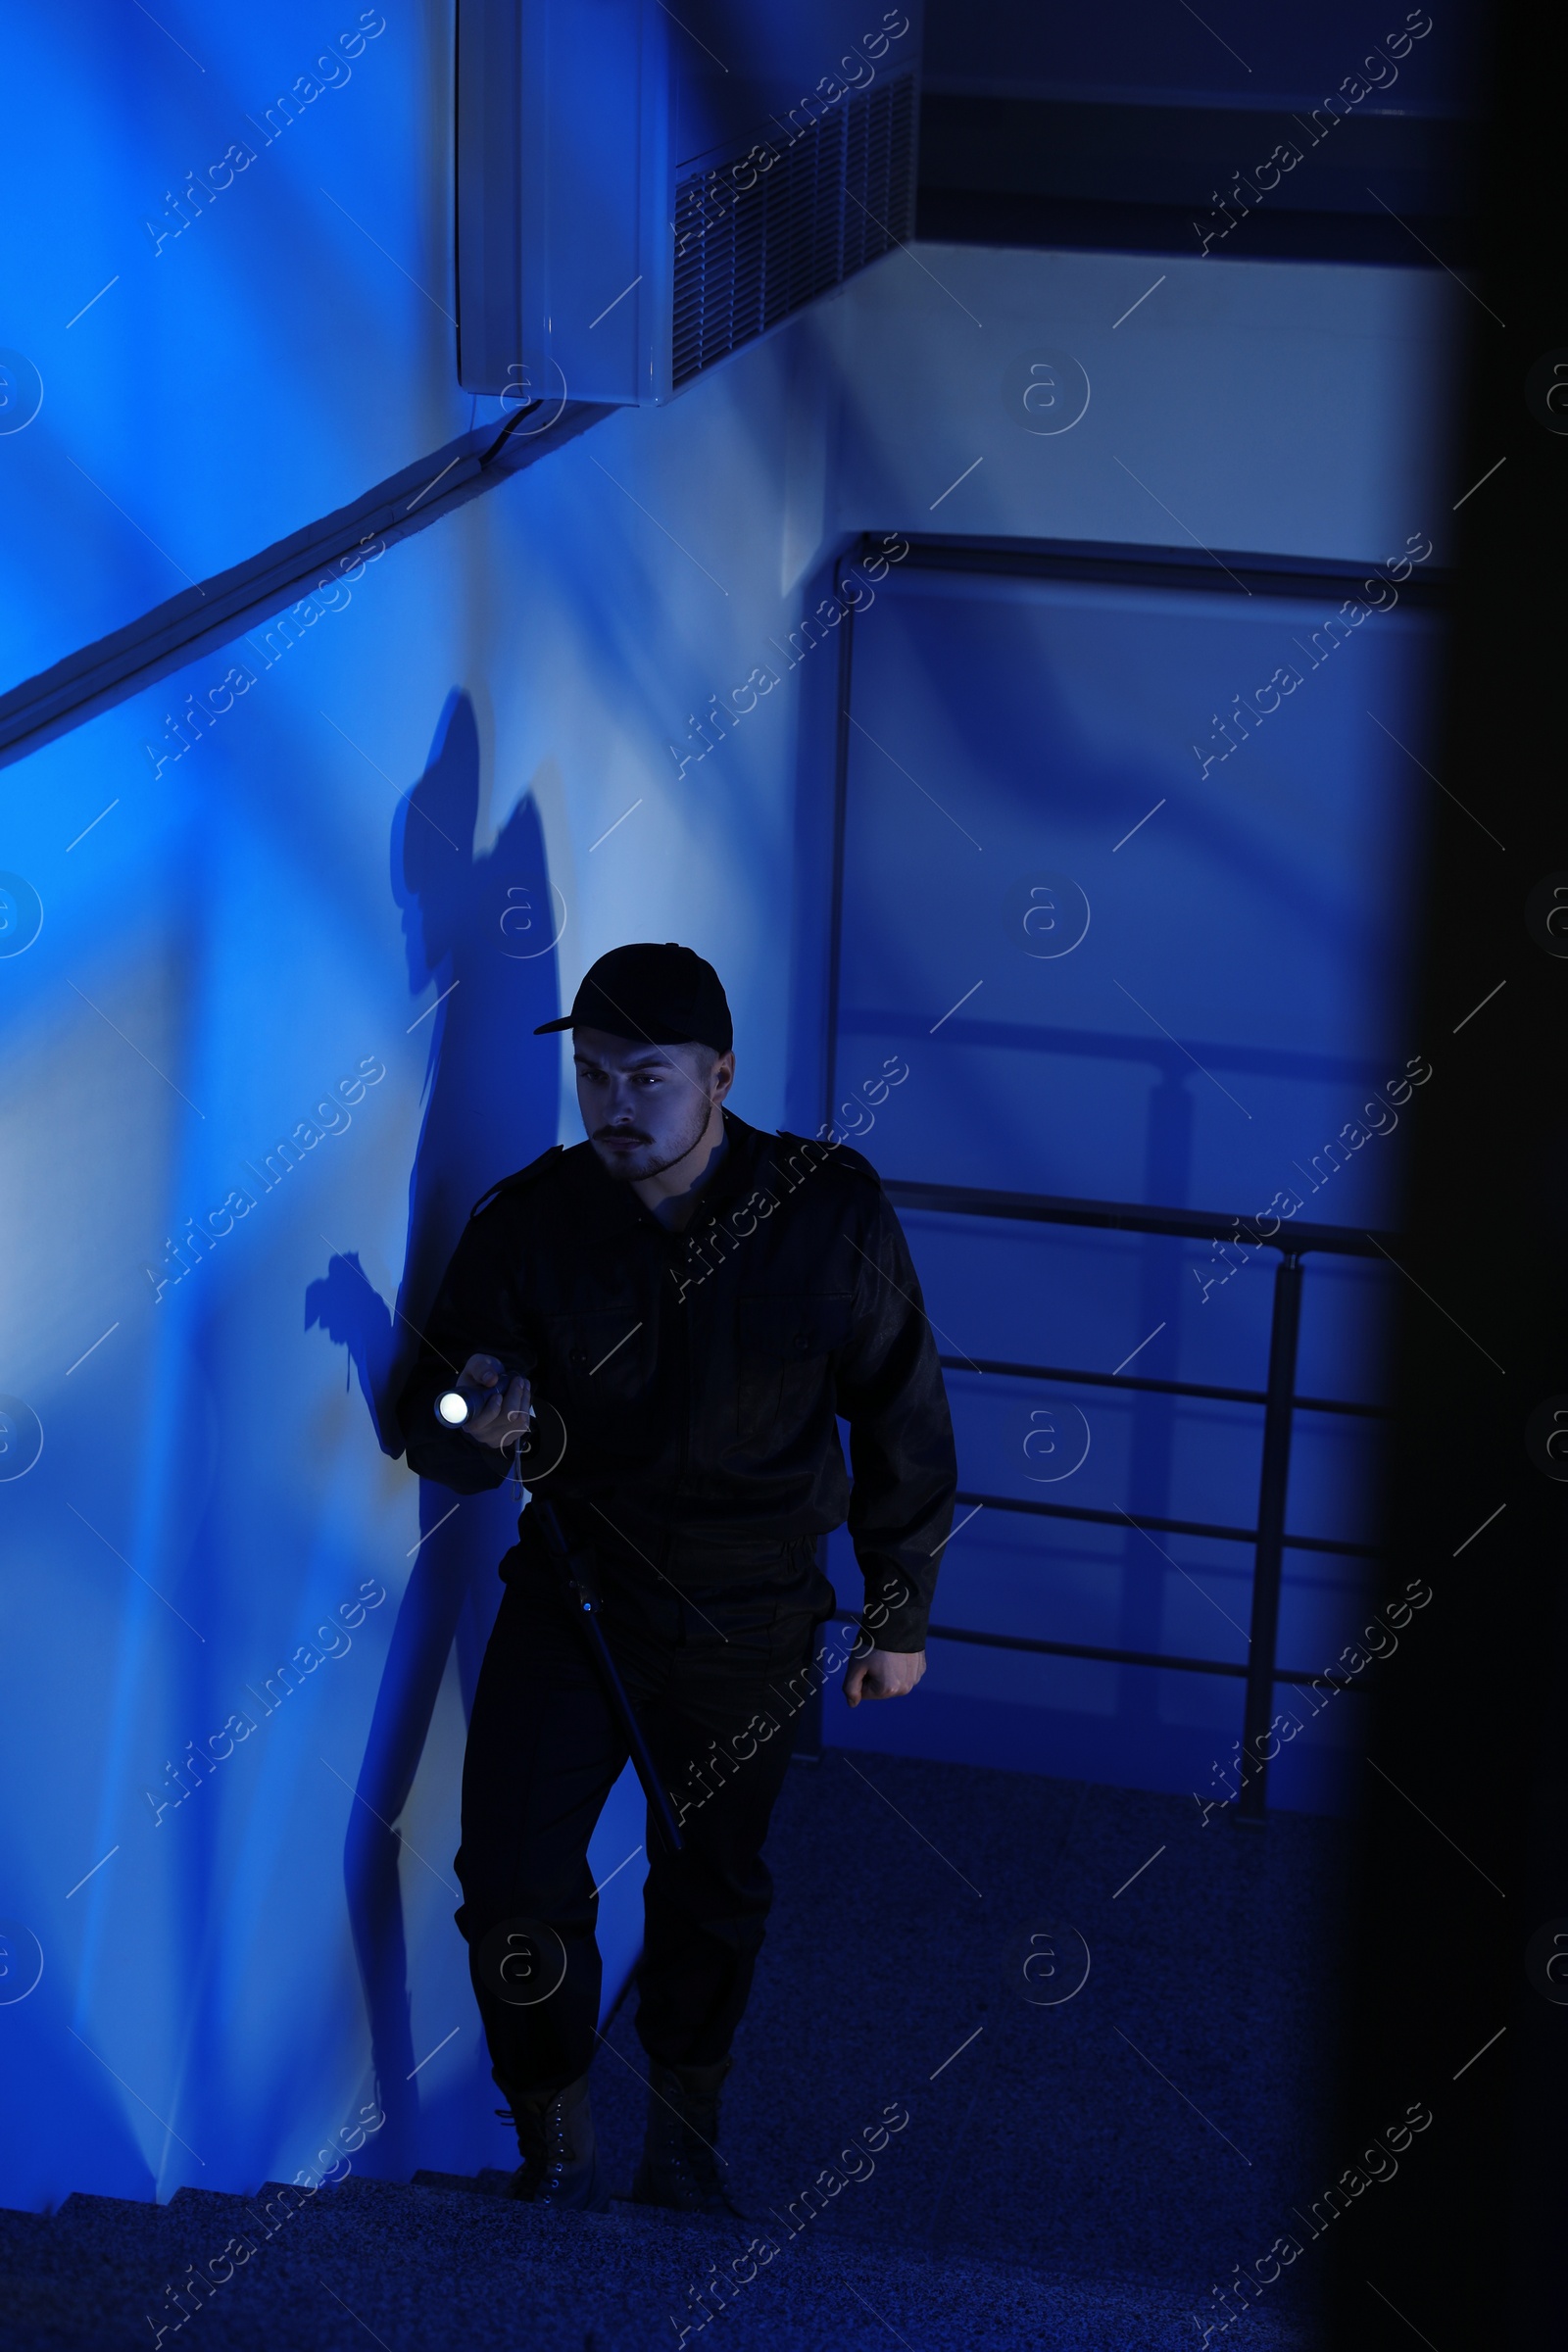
[434,1364,529,1428]
[432,1360,566,1484]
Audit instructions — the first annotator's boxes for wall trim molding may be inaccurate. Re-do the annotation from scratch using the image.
[0,399,612,775]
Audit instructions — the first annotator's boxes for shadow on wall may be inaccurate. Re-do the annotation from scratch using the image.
[304,688,563,2171]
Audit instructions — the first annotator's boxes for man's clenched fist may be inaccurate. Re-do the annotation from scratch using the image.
[843,1647,926,1706]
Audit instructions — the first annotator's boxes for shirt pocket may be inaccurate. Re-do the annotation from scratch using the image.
[734,1294,856,1450]
[543,1307,653,1431]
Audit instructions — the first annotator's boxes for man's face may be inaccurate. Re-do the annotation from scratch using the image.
[573,1026,733,1182]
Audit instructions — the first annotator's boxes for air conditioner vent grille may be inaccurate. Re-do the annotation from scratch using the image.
[672,74,916,389]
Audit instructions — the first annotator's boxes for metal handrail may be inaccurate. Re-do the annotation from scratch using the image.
[884,1177,1395,1255]
[950,1488,1382,1559]
[926,1622,1364,1690]
[887,1177,1394,1817]
[936,1350,1390,1419]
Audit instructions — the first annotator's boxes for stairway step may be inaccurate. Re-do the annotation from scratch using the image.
[2,2174,1318,2352]
[52,2189,174,2229]
[168,2186,273,2216]
[409,2165,514,2197]
[0,2210,50,2253]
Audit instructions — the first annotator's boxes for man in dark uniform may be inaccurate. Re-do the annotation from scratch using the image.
[398,942,956,2214]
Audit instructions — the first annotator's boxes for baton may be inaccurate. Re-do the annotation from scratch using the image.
[528,1498,684,1857]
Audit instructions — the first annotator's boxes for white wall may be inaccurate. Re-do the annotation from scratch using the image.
[833,242,1465,563]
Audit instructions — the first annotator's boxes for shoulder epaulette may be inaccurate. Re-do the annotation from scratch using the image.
[467,1145,564,1222]
[770,1130,882,1188]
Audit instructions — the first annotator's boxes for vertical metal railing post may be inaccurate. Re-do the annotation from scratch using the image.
[1238,1251,1305,1823]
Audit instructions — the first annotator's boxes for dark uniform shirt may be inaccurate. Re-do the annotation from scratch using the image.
[396,1111,956,1650]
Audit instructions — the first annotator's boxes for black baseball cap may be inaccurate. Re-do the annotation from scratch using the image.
[534,942,733,1053]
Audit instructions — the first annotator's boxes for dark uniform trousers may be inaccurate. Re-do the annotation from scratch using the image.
[454,1507,838,2100]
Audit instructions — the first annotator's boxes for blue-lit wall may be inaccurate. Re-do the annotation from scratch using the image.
[0,7,1460,2212]
[820,561,1439,1811]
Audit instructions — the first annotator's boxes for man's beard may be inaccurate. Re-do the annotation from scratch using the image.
[591,1098,712,1183]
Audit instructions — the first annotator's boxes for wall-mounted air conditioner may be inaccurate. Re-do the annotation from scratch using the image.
[456,0,922,406]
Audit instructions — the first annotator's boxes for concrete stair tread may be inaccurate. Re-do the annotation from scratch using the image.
[0,1768,1342,2348]
[1,2171,1318,2351]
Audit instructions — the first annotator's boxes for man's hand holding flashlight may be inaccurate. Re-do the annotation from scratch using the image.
[454,1353,533,1448]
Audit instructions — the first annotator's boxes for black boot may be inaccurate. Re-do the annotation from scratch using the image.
[632,2054,744,2216]
[495,2070,610,2212]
